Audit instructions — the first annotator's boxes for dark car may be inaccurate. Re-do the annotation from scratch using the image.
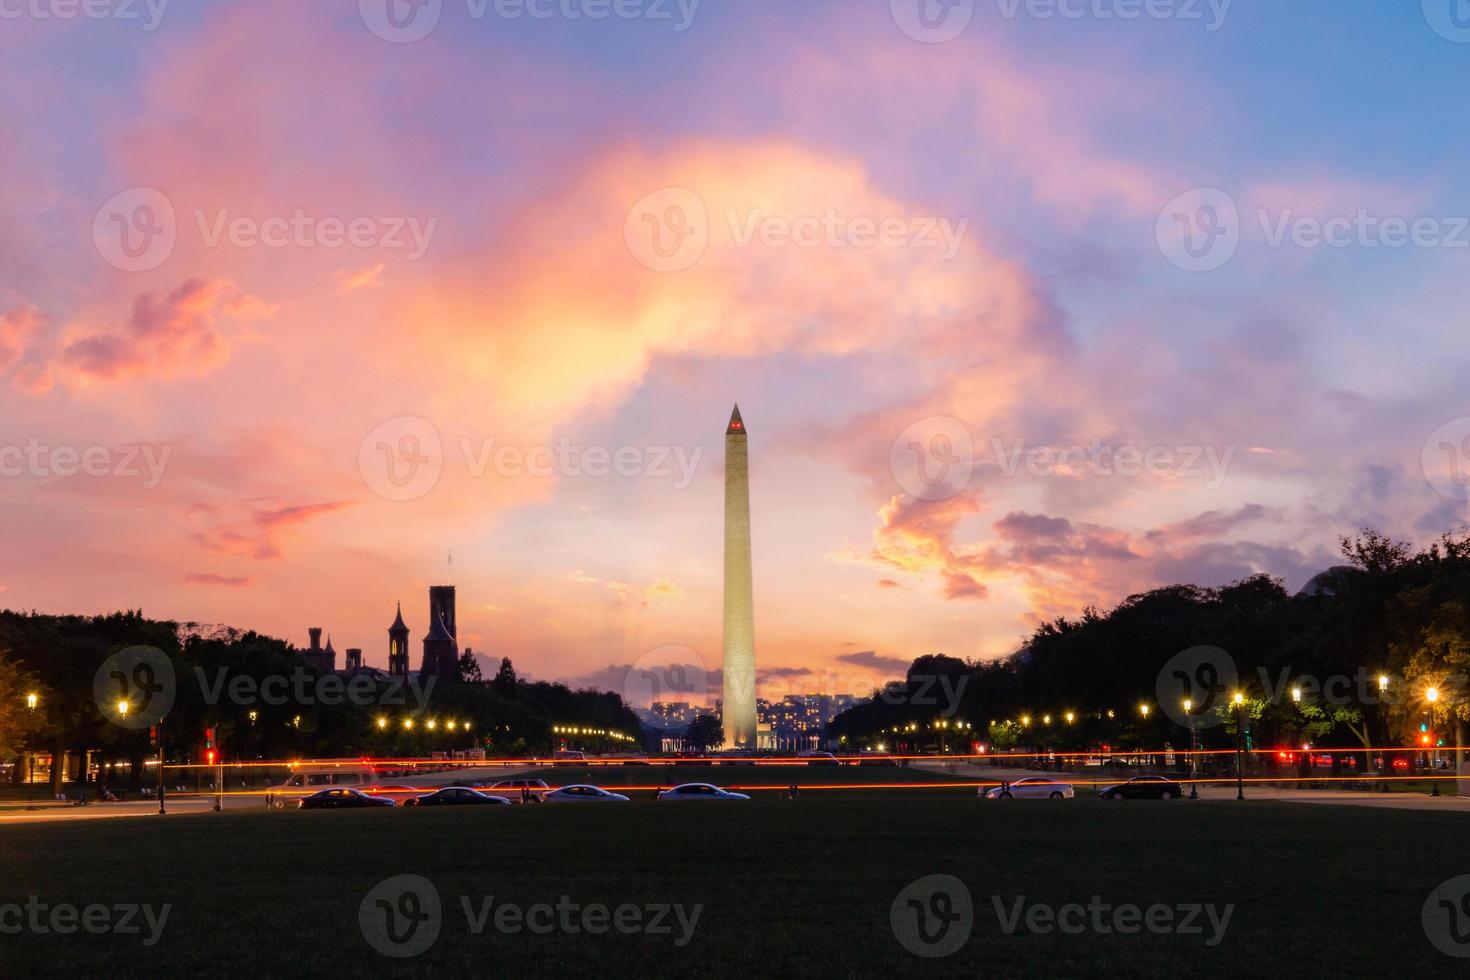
[1097,775,1184,800]
[404,787,512,807]
[298,788,396,810]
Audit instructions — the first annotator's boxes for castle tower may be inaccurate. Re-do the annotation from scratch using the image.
[420,585,460,679]
[722,404,757,749]
[388,603,410,677]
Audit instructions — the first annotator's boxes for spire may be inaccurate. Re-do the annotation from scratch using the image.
[727,403,746,435]
[390,601,408,633]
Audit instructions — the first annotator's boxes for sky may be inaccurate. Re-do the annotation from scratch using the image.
[4,0,1470,708]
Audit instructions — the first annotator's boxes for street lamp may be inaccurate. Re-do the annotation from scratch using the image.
[1183,698,1199,799]
[1139,704,1151,718]
[117,700,131,720]
[1425,687,1442,796]
[1232,692,1246,800]
[25,692,38,710]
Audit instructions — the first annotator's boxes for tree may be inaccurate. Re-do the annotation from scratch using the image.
[458,650,483,684]
[0,653,41,764]
[684,714,723,752]
[491,658,517,696]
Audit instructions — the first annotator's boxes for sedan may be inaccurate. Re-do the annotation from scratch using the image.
[1097,775,1184,800]
[298,788,396,810]
[981,777,1074,800]
[544,785,630,804]
[656,783,750,801]
[404,787,511,807]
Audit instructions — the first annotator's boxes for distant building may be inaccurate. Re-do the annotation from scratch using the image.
[388,603,410,677]
[301,627,337,673]
[419,585,460,679]
[758,693,860,751]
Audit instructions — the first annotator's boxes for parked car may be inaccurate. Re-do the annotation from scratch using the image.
[405,787,510,807]
[544,784,630,803]
[297,788,396,810]
[657,783,750,801]
[482,778,551,803]
[1097,775,1184,800]
[981,777,1074,800]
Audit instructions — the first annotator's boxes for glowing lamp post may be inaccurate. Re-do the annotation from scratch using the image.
[1232,692,1246,801]
[1426,686,1442,796]
[1184,698,1199,800]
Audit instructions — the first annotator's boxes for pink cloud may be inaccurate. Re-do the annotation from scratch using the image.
[184,573,252,587]
[61,278,277,383]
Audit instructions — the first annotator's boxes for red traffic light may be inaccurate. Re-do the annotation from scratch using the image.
[204,748,217,765]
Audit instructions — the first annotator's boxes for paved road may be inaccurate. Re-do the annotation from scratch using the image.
[0,766,540,824]
[915,761,1470,811]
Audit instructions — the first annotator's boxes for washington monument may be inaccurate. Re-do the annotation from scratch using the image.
[722,404,757,749]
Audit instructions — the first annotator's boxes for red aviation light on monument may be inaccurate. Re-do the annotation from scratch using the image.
[727,404,746,435]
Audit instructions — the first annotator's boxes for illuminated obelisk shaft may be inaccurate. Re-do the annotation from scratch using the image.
[722,404,757,750]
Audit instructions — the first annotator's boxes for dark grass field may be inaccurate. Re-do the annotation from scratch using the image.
[2,786,1466,978]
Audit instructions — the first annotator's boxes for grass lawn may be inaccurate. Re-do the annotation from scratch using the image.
[2,787,1465,977]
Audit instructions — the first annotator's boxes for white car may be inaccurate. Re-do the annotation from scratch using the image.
[656,783,750,801]
[981,777,1074,800]
[544,784,630,803]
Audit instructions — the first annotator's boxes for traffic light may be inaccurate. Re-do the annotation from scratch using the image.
[204,748,217,765]
[204,726,216,749]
